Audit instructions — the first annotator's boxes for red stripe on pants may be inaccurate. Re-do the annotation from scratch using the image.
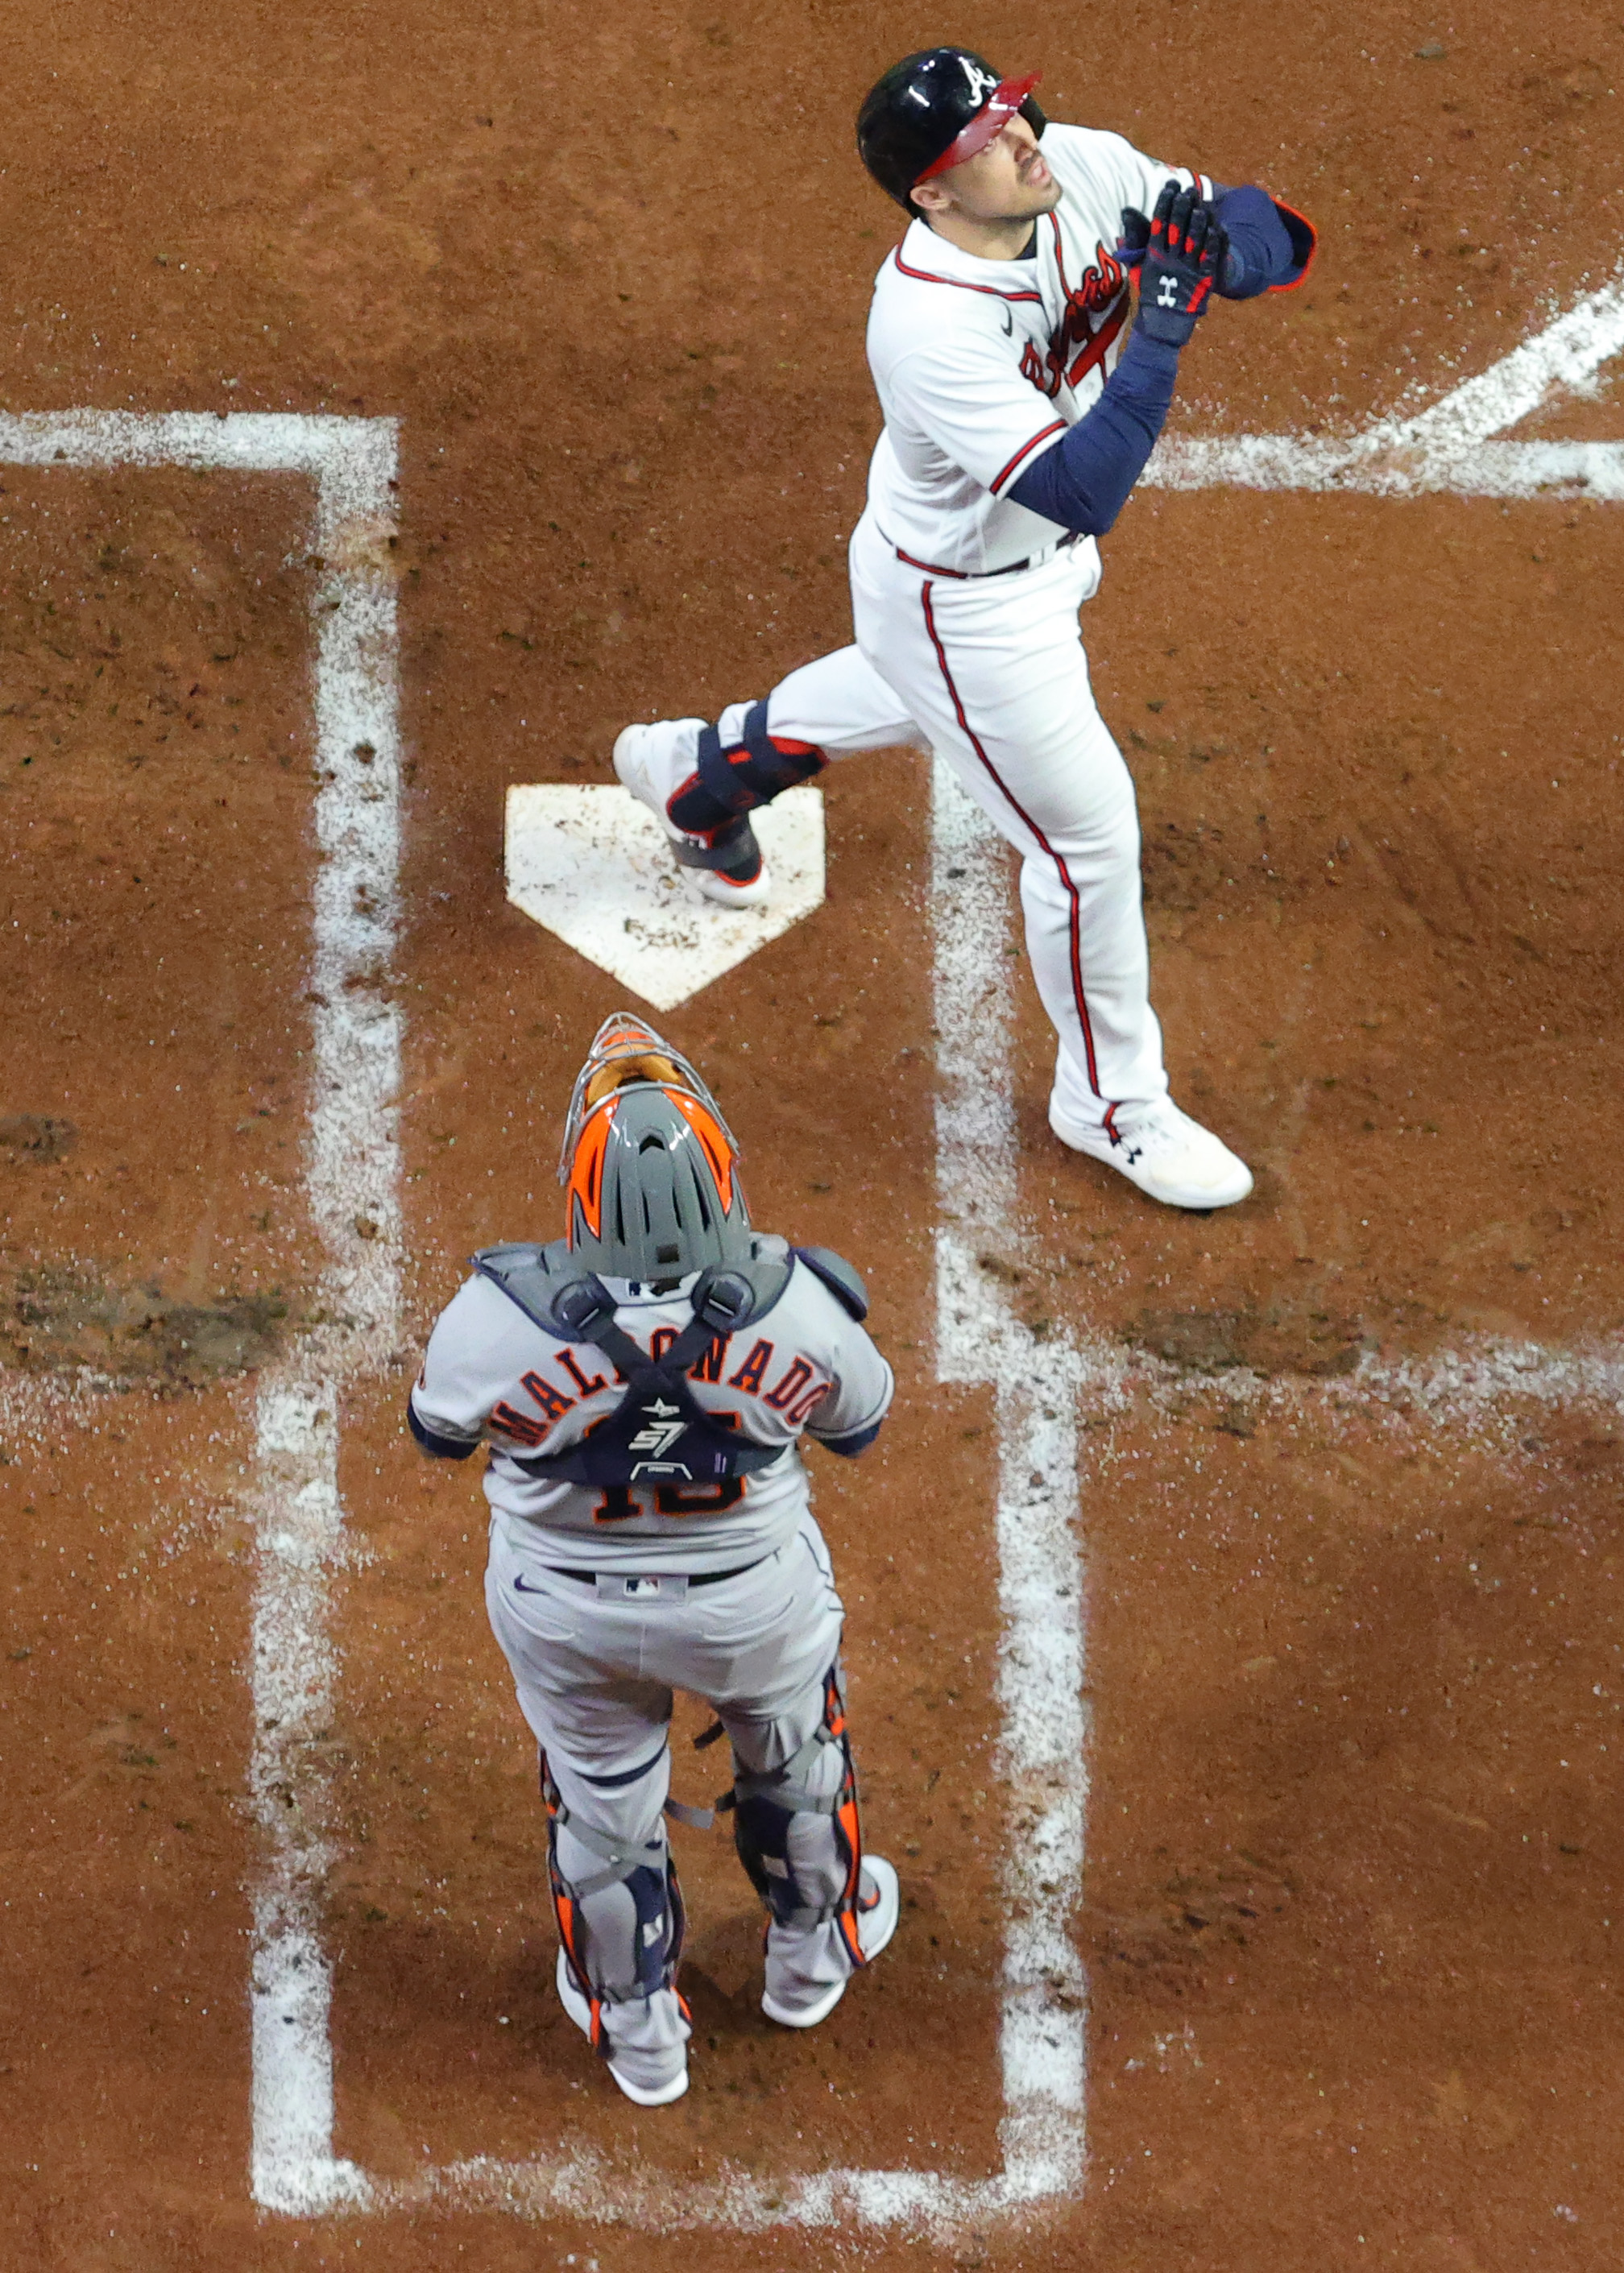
[919,583,1103,1099]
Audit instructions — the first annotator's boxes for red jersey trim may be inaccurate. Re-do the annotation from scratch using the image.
[892,247,1044,304]
[991,420,1067,495]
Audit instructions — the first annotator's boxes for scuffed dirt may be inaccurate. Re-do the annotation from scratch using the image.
[1124,1302,1370,1378]
[0,1116,77,1164]
[1,1266,288,1385]
[1092,1854,1298,2000]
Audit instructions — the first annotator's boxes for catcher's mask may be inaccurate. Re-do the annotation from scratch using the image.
[856,48,1045,213]
[557,1013,752,1286]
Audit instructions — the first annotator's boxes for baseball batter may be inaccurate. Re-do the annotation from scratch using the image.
[613,49,1314,1211]
[408,1015,899,2105]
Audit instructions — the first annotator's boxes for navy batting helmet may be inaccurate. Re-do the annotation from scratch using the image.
[856,48,1046,213]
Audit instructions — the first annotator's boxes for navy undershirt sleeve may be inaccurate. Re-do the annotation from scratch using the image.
[1006,328,1180,537]
[408,1398,479,1459]
[808,1416,885,1459]
[1210,182,1299,297]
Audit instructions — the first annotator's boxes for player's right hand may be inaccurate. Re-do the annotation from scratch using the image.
[1116,204,1152,271]
[1133,180,1228,348]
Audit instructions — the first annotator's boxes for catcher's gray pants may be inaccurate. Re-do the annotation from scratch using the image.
[485,1509,856,2067]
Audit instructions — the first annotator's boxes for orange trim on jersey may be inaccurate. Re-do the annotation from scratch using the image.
[892,246,1044,304]
[991,419,1067,495]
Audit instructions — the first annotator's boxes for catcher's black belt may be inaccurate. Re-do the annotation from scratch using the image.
[545,1554,768,1588]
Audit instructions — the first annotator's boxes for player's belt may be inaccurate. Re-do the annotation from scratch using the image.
[884,527,1083,581]
[545,1554,769,1589]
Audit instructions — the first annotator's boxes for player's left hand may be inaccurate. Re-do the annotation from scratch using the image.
[1132,180,1228,349]
[1122,194,1250,295]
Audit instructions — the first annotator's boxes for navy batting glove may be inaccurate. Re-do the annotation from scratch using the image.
[1116,204,1151,271]
[1133,180,1228,349]
[1125,195,1247,291]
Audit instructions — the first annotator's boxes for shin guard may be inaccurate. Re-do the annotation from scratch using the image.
[541,1753,689,2056]
[725,1663,871,1972]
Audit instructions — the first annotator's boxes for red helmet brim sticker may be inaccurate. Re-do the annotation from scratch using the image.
[914,72,1042,187]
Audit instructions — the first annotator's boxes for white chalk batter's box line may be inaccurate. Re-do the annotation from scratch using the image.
[5,268,1618,2237]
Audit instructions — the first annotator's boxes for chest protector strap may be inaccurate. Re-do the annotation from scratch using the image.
[471,1238,793,1490]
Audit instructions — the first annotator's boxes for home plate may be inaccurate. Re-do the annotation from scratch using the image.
[504,784,825,1012]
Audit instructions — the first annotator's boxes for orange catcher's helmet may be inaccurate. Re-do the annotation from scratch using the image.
[557,1014,752,1286]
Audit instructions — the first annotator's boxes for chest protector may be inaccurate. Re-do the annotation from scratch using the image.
[470,1236,867,1491]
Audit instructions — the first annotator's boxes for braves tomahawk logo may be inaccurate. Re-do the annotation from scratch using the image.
[954,56,1000,110]
[1021,226,1128,400]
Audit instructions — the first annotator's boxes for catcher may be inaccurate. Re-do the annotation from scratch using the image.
[407,1015,899,2105]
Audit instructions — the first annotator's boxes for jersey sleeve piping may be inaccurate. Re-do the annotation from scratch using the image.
[990,420,1067,495]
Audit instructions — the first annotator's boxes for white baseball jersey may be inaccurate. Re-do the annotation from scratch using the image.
[412,1257,894,1573]
[864,124,1211,577]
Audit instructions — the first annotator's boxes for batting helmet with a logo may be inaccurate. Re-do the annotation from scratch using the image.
[856,48,1046,213]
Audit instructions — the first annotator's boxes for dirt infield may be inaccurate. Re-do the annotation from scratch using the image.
[4,2,1624,2267]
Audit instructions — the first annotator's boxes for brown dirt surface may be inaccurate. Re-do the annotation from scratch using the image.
[3,1,1624,2269]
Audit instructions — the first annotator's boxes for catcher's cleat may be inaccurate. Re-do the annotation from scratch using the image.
[613,719,773,909]
[555,1948,690,2106]
[1049,1095,1253,1211]
[761,1855,900,2030]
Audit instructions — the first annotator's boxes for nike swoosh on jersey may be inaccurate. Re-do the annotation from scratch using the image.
[513,1573,552,1593]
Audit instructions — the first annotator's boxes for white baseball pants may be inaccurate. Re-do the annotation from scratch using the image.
[751,508,1169,1125]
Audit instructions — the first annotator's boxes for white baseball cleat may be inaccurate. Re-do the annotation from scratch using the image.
[760,1855,901,2030]
[1050,1095,1254,1211]
[613,718,773,909]
[554,1948,690,2106]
